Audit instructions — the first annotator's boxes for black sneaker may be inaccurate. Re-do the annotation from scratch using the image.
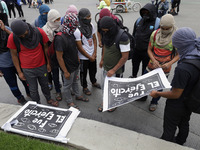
[18,96,27,105]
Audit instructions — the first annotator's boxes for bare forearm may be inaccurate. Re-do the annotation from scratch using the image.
[56,53,69,74]
[76,41,91,59]
[93,34,97,55]
[156,91,181,99]
[10,50,22,73]
[111,53,128,73]
[169,53,179,65]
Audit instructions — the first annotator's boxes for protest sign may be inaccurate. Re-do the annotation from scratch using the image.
[1,101,80,143]
[103,68,171,111]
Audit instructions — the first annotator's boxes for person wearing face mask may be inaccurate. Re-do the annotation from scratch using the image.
[147,14,179,111]
[7,19,59,107]
[61,5,78,25]
[130,3,160,101]
[98,16,130,112]
[150,27,200,145]
[43,9,62,101]
[55,13,88,109]
[34,4,50,28]
[74,8,101,96]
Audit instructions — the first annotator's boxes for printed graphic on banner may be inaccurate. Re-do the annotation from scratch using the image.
[1,101,80,143]
[103,68,171,111]
[12,104,72,137]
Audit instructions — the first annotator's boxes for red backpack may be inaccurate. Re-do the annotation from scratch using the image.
[47,32,68,68]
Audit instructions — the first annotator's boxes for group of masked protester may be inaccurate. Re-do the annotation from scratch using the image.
[0,2,199,147]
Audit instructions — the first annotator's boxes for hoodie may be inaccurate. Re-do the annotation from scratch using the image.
[133,3,158,52]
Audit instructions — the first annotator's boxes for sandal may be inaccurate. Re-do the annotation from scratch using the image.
[149,104,157,112]
[47,99,59,107]
[55,92,62,101]
[76,96,89,102]
[108,107,117,112]
[98,104,103,112]
[83,88,91,95]
[92,83,101,89]
[98,104,117,112]
[67,103,79,109]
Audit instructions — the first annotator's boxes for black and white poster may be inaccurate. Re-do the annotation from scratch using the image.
[103,68,171,111]
[1,101,80,143]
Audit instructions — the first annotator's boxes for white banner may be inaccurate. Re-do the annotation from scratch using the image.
[1,101,80,143]
[103,68,171,111]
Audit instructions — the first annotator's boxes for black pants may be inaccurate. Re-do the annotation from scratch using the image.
[131,50,149,77]
[7,3,16,18]
[0,13,9,26]
[15,5,24,17]
[161,99,192,145]
[172,0,181,12]
[80,59,97,88]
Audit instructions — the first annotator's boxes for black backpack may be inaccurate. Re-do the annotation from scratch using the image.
[114,21,135,60]
[182,59,200,114]
[0,1,4,14]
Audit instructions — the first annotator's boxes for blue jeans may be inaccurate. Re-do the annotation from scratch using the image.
[0,66,30,100]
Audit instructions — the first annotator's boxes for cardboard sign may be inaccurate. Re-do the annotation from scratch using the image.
[1,101,80,143]
[103,68,171,111]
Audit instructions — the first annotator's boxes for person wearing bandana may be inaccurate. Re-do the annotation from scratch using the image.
[74,8,101,96]
[98,16,130,112]
[34,4,50,28]
[0,20,30,105]
[150,27,200,145]
[55,13,88,109]
[147,14,179,111]
[7,19,59,107]
[131,3,160,101]
[43,9,62,101]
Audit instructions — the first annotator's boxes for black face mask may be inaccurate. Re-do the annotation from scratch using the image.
[142,14,150,21]
[82,18,91,25]
[102,24,118,47]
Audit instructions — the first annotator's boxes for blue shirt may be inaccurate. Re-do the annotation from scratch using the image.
[0,26,13,68]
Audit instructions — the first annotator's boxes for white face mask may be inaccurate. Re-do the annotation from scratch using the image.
[54,20,61,28]
[161,27,173,35]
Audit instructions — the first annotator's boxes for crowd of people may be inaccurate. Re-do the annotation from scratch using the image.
[0,0,199,147]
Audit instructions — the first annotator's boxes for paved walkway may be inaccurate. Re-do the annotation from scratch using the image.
[0,103,194,150]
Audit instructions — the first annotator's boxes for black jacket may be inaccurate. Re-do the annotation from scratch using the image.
[133,3,158,52]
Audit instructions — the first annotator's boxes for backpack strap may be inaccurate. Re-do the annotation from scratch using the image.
[35,27,44,51]
[136,17,142,27]
[56,32,68,47]
[136,17,160,30]
[153,28,160,42]
[115,29,125,50]
[13,34,21,53]
[154,17,160,30]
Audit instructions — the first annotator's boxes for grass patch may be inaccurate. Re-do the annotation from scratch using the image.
[0,131,70,150]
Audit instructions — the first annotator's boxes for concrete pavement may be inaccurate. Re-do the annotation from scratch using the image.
[0,103,194,150]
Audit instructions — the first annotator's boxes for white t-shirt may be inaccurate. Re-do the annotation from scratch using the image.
[74,23,96,60]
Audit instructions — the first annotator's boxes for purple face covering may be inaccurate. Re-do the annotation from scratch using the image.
[172,27,200,60]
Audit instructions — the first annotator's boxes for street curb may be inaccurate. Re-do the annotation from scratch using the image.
[0,103,194,150]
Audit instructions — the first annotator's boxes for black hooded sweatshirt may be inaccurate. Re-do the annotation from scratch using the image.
[133,3,158,52]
